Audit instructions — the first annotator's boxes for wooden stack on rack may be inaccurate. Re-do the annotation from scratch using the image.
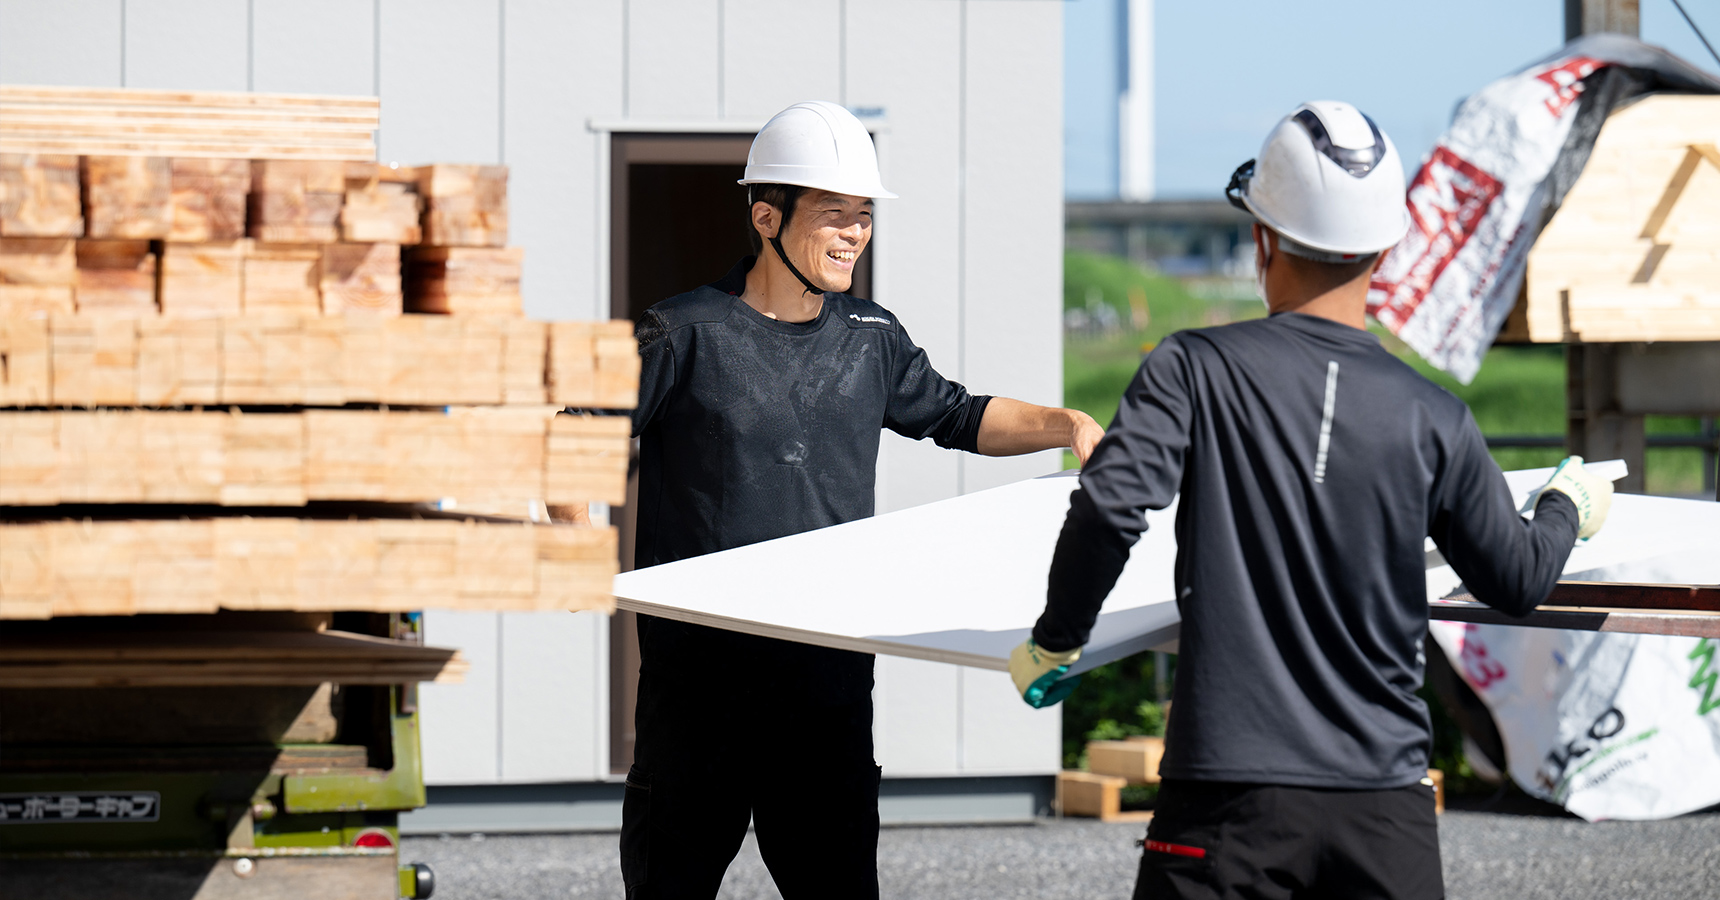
[0,85,641,623]
[1057,737,1163,823]
[1502,95,1720,343]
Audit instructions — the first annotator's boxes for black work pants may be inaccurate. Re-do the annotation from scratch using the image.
[619,621,881,900]
[1134,779,1443,900]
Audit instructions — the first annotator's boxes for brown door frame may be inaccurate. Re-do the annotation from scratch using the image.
[607,132,754,774]
[604,130,878,774]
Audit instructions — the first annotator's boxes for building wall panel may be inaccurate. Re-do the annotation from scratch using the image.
[960,0,1066,493]
[251,0,376,97]
[377,0,499,164]
[626,0,719,119]
[420,610,502,784]
[0,0,124,87]
[720,0,840,120]
[958,666,1062,772]
[504,0,623,321]
[873,655,960,776]
[123,0,249,91]
[499,611,608,782]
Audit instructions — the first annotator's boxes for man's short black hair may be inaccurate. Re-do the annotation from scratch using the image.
[746,183,805,256]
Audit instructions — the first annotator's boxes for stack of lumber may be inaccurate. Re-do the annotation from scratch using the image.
[404,164,517,314]
[343,163,421,243]
[1057,737,1163,823]
[0,516,617,620]
[0,629,468,687]
[0,409,628,506]
[0,85,378,161]
[0,85,640,626]
[0,153,82,235]
[1507,95,1720,343]
[0,315,636,407]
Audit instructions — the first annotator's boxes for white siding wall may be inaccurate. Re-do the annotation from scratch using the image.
[0,0,1066,782]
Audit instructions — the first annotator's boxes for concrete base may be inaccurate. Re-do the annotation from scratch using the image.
[399,775,1056,834]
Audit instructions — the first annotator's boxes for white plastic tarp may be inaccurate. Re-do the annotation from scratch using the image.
[1427,474,1720,822]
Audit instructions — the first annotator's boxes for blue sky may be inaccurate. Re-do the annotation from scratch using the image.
[1143,0,1720,198]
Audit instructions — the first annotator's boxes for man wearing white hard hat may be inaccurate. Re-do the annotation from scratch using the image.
[1011,102,1612,899]
[618,100,1104,898]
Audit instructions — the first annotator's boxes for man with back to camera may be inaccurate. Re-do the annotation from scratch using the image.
[1007,101,1615,899]
[618,100,1105,899]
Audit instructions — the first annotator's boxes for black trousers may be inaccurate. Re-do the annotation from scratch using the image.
[1134,779,1444,900]
[619,624,881,900]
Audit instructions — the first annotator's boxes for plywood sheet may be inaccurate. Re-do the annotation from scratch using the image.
[614,470,1181,676]
[614,462,1717,674]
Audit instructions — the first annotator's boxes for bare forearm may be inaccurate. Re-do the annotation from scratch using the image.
[976,398,1104,463]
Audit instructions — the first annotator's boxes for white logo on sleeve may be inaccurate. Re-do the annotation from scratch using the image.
[849,314,891,325]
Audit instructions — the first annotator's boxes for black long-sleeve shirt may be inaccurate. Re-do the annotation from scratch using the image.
[1036,312,1578,789]
[630,257,992,704]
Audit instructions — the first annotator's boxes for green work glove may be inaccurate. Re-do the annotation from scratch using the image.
[1527,455,1614,540]
[1009,638,1083,708]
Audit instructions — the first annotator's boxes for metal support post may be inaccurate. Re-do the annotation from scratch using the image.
[1566,344,1647,493]
[1565,0,1638,40]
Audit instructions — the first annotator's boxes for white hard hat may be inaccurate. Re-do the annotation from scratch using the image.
[739,100,897,199]
[1225,101,1409,260]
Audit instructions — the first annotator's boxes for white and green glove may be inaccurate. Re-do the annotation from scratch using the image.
[1009,638,1083,709]
[1525,455,1614,539]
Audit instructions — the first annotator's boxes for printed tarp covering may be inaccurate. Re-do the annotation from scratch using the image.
[1430,550,1720,822]
[1424,467,1720,821]
[1367,34,1720,383]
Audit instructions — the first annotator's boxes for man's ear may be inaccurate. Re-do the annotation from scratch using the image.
[751,201,780,241]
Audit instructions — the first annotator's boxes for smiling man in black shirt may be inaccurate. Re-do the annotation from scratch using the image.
[617,100,1104,900]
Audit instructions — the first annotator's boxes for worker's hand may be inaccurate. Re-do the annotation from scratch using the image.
[1068,410,1105,466]
[1008,638,1083,708]
[1531,456,1613,540]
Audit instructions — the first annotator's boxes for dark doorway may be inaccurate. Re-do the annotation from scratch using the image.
[605,133,877,774]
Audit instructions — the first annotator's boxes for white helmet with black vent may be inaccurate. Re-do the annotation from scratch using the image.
[1225,101,1410,262]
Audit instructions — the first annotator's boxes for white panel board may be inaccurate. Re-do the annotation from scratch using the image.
[616,461,1708,678]
[958,666,1061,773]
[504,0,623,321]
[625,0,718,119]
[614,470,1182,675]
[123,0,249,91]
[0,0,123,86]
[251,0,376,96]
[419,610,501,784]
[720,0,839,120]
[959,0,1065,494]
[499,611,608,783]
[377,0,499,164]
[873,655,959,776]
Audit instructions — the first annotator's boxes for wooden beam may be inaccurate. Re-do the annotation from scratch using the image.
[0,629,467,687]
[0,517,618,620]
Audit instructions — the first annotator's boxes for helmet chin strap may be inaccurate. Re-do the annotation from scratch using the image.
[768,233,827,296]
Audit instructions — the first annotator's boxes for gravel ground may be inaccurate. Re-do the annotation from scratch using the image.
[403,809,1720,899]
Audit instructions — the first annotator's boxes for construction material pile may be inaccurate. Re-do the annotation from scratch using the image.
[0,86,639,621]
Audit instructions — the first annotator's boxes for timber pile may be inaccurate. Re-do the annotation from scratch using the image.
[0,409,628,507]
[0,85,640,625]
[0,314,636,407]
[0,85,378,160]
[0,629,469,688]
[1505,95,1720,343]
[0,517,617,620]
